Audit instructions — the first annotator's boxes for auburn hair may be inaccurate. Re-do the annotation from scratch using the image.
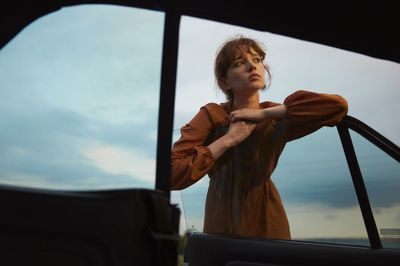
[214,36,271,102]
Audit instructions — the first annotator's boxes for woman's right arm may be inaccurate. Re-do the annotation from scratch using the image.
[208,121,256,158]
[172,105,218,190]
[172,104,255,190]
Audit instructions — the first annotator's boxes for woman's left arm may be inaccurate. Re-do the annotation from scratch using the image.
[283,90,348,125]
[230,90,348,141]
[283,90,348,141]
[230,104,287,122]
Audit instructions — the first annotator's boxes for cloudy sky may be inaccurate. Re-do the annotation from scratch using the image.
[0,4,398,244]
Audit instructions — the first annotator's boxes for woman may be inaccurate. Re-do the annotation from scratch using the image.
[171,36,348,240]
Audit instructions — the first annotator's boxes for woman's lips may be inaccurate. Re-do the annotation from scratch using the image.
[249,74,261,80]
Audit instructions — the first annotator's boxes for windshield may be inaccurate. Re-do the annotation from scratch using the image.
[0,5,164,190]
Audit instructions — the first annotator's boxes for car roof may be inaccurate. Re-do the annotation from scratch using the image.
[0,0,399,64]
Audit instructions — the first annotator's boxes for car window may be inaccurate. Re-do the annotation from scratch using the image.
[0,5,164,190]
[350,130,400,249]
[176,127,370,246]
[173,15,398,247]
[274,127,368,246]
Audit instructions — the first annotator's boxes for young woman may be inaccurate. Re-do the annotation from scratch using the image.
[171,36,348,240]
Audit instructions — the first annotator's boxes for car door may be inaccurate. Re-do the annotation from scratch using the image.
[0,4,180,266]
[182,116,400,266]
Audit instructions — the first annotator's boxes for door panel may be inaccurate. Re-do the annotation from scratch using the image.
[186,233,399,266]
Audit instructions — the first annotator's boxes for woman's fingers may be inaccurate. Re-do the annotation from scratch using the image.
[230,113,240,122]
[230,110,248,122]
[225,120,257,146]
[229,111,237,121]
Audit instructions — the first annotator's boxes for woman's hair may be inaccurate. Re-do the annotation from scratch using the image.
[214,35,271,102]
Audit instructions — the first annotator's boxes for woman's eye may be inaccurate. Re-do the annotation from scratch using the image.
[253,58,261,63]
[233,61,243,67]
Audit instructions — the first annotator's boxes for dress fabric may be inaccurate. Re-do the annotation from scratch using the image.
[171,90,348,240]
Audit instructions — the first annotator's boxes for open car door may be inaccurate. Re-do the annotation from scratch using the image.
[184,116,400,266]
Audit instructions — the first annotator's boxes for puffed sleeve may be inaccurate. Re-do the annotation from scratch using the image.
[283,90,348,141]
[171,103,228,190]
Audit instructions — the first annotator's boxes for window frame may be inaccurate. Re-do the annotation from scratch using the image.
[337,116,400,249]
[152,8,400,251]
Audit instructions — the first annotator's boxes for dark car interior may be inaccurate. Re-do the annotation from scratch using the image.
[1,1,399,265]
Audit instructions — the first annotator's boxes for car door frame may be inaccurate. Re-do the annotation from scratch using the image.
[184,116,400,266]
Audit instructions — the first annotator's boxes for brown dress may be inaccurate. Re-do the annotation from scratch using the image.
[171,90,348,240]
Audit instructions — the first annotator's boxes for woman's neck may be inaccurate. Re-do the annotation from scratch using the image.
[232,92,260,110]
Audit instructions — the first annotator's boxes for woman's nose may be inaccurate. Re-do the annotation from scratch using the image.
[246,61,257,71]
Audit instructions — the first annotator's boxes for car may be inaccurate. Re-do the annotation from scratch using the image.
[0,1,399,266]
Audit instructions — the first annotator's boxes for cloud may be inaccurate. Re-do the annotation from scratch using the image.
[325,214,336,220]
[270,126,400,209]
[81,144,155,183]
[0,104,157,190]
[285,204,368,238]
[0,5,165,190]
[0,169,152,191]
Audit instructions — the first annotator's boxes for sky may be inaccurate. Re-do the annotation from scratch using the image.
[0,4,399,244]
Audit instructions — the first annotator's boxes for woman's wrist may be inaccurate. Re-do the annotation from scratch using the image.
[207,134,234,159]
[263,104,287,120]
[262,108,270,120]
[221,133,236,148]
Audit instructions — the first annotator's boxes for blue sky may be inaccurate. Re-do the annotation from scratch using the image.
[0,5,163,189]
[0,4,398,241]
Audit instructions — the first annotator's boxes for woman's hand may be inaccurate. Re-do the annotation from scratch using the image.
[207,120,256,159]
[230,108,267,123]
[207,105,286,159]
[225,120,257,147]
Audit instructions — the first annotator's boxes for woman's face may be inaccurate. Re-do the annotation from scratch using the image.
[223,47,266,98]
